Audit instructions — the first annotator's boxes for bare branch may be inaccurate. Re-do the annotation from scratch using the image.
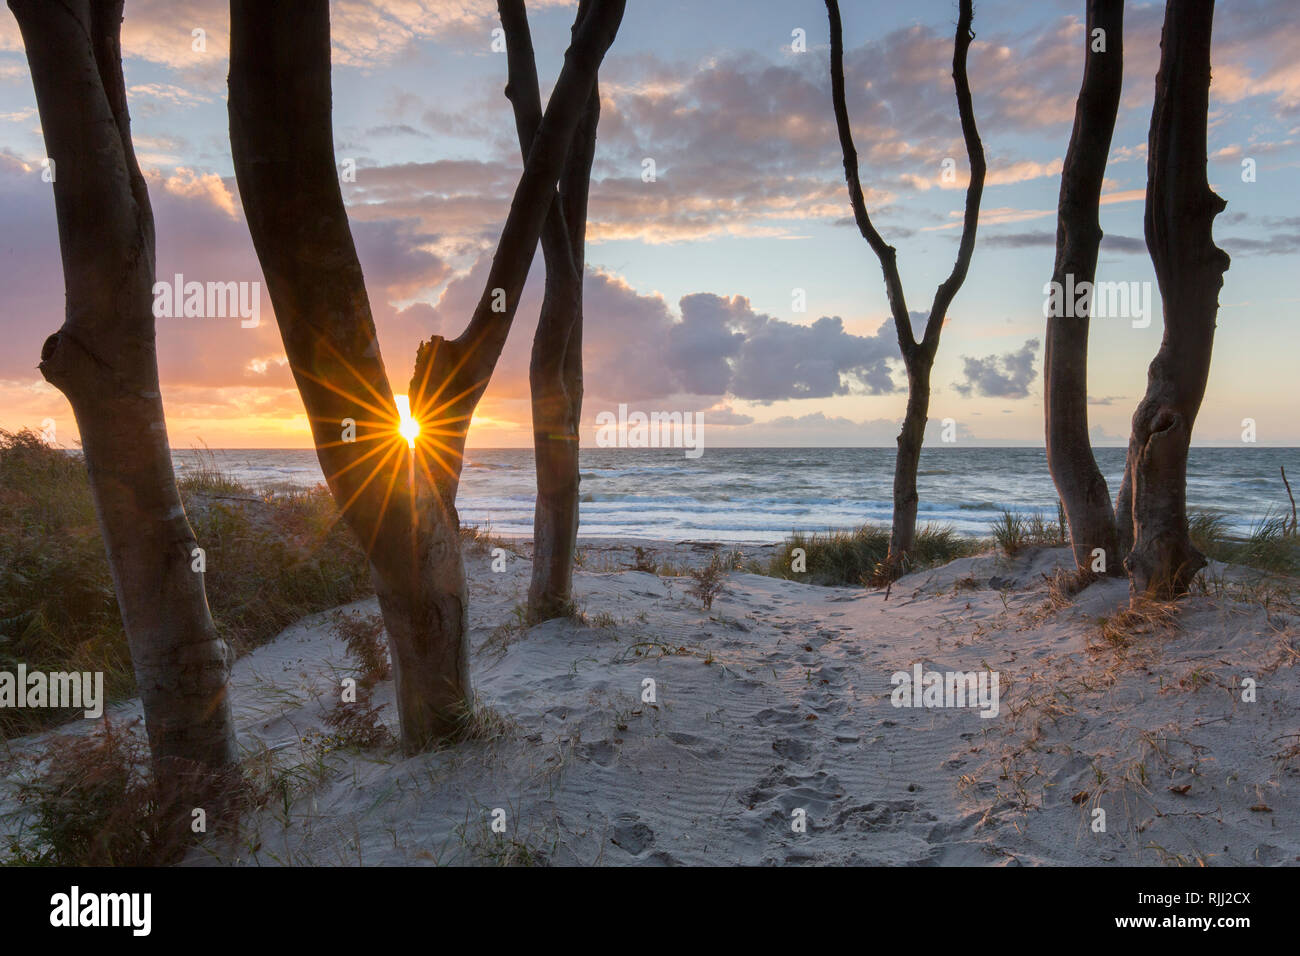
[824,0,912,350]
[922,0,986,353]
[456,0,624,374]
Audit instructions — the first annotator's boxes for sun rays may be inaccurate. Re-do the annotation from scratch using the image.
[286,332,501,560]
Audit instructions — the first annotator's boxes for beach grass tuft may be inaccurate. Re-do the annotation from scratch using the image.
[762,522,977,587]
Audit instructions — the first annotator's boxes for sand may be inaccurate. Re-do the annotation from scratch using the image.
[3,539,1298,866]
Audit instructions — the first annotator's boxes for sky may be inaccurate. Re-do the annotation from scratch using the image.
[0,0,1297,450]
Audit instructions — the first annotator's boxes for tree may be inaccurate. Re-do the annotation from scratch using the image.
[1115,0,1229,598]
[825,0,986,575]
[9,0,237,780]
[1044,0,1125,582]
[228,0,625,751]
[498,0,600,623]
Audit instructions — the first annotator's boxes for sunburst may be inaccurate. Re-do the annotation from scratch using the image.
[287,332,497,562]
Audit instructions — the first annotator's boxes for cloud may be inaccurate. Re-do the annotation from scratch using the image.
[415,256,900,409]
[1220,229,1300,256]
[980,230,1146,254]
[0,0,575,76]
[906,157,1064,192]
[953,339,1040,399]
[161,167,237,219]
[0,146,451,446]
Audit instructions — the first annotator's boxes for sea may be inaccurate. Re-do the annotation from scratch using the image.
[172,446,1300,545]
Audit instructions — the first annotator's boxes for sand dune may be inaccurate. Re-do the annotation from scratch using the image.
[4,540,1297,866]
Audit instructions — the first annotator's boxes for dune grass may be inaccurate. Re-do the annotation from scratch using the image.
[987,502,1298,576]
[1189,510,1299,576]
[0,429,373,739]
[989,505,1068,556]
[761,522,978,587]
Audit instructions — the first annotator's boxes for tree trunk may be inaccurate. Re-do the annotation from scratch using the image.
[10,0,236,781]
[1121,0,1229,599]
[499,0,599,623]
[888,351,932,562]
[228,0,624,751]
[1045,0,1124,578]
[526,250,586,622]
[826,0,984,575]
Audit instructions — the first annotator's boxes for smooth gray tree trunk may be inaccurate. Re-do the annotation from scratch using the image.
[1121,0,1229,598]
[10,0,237,783]
[1045,0,1125,580]
[499,0,600,623]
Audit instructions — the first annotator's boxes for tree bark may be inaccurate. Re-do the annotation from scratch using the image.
[499,0,599,623]
[9,0,237,778]
[826,0,985,572]
[1121,0,1229,598]
[1045,0,1124,579]
[228,0,623,751]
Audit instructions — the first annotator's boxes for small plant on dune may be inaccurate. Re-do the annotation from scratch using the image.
[990,509,1064,556]
[587,611,618,629]
[2,717,241,865]
[456,813,553,867]
[323,613,394,751]
[1188,509,1299,577]
[990,511,1027,556]
[175,444,251,497]
[322,695,393,751]
[1097,599,1181,649]
[687,553,729,610]
[334,611,390,685]
[459,522,512,556]
[1235,514,1298,575]
[446,699,518,749]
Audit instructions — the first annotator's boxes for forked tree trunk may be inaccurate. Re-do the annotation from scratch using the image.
[499,0,599,623]
[1120,0,1229,598]
[1045,0,1124,578]
[826,0,985,573]
[228,0,624,751]
[10,0,236,780]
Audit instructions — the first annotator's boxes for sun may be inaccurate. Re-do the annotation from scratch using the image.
[395,393,420,449]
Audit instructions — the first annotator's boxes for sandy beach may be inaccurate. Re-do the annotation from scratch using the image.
[7,537,1294,866]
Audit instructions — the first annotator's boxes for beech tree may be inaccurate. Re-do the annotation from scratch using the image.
[1115,0,1229,597]
[826,0,986,575]
[228,0,625,751]
[1044,0,1125,582]
[498,0,599,623]
[10,0,237,779]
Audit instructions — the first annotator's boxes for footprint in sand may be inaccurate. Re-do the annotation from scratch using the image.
[755,705,805,727]
[610,814,655,856]
[575,739,619,767]
[772,736,815,762]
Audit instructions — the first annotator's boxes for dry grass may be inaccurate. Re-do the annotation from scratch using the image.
[0,429,373,739]
[2,717,244,865]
